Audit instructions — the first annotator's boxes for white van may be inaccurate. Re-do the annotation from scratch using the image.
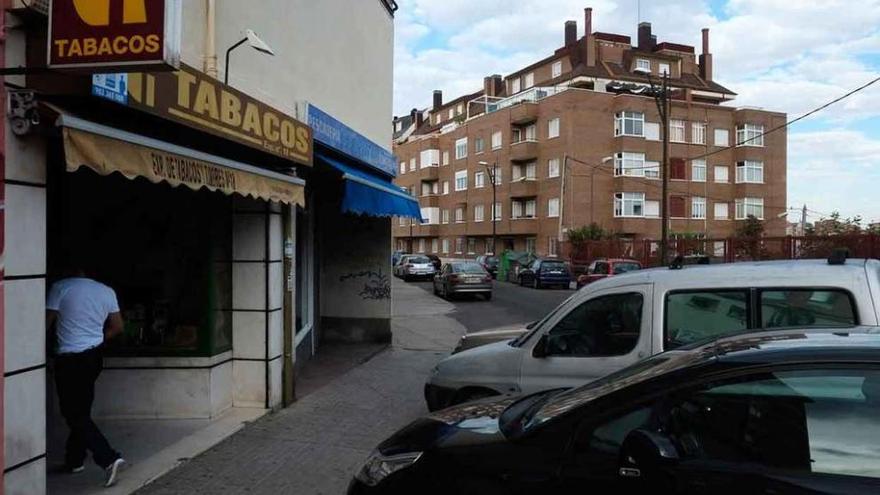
[424,258,880,411]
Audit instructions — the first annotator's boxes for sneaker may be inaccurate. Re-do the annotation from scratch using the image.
[104,458,125,487]
[70,465,85,474]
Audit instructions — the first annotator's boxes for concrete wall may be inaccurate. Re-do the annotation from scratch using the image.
[181,0,394,150]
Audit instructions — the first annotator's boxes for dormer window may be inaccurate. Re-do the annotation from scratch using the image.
[635,58,651,72]
[659,62,671,76]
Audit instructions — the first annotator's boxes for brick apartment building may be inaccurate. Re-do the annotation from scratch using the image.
[392,8,787,259]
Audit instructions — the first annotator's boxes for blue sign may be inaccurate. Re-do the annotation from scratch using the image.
[308,104,396,177]
[92,74,128,104]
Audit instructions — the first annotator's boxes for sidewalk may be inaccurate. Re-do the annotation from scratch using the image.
[135,279,466,495]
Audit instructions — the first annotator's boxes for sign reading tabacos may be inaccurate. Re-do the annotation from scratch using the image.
[121,64,313,165]
[49,0,181,70]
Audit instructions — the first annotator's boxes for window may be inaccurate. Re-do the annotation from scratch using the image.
[692,159,707,182]
[761,289,856,328]
[525,238,537,254]
[398,217,406,227]
[669,119,686,142]
[513,162,537,181]
[658,62,670,75]
[614,192,645,218]
[512,199,536,218]
[491,131,502,150]
[442,151,450,166]
[475,171,485,188]
[665,290,749,348]
[548,198,560,218]
[491,166,502,185]
[669,196,686,218]
[448,108,454,119]
[492,202,502,221]
[645,200,660,218]
[421,181,438,196]
[454,137,468,159]
[475,137,485,154]
[635,58,650,72]
[409,157,416,171]
[737,123,764,146]
[670,157,686,180]
[454,170,468,191]
[692,197,706,219]
[736,160,764,184]
[548,237,559,257]
[545,293,644,357]
[714,166,729,183]
[420,149,440,168]
[435,114,441,125]
[644,122,660,141]
[456,103,463,115]
[714,128,729,147]
[548,117,560,138]
[474,204,485,222]
[551,61,562,78]
[736,197,764,220]
[691,122,706,144]
[516,124,537,141]
[644,161,660,179]
[523,72,534,89]
[714,202,729,220]
[510,77,521,94]
[442,181,450,195]
[431,238,438,253]
[441,209,450,224]
[417,238,425,253]
[614,152,646,177]
[455,238,464,254]
[614,111,645,137]
[548,158,560,178]
[485,238,494,255]
[467,238,476,254]
[399,162,406,174]
[454,207,465,223]
[442,239,450,254]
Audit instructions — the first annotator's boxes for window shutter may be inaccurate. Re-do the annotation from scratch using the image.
[670,196,686,217]
[670,158,686,180]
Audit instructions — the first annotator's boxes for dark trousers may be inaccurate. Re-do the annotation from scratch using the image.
[54,346,120,469]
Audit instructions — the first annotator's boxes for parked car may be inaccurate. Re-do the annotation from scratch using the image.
[433,262,493,300]
[475,255,499,278]
[517,258,572,289]
[425,254,442,272]
[391,250,407,267]
[393,255,435,281]
[351,328,880,494]
[424,258,876,411]
[577,258,642,287]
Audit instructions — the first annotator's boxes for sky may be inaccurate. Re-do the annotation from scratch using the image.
[393,0,880,224]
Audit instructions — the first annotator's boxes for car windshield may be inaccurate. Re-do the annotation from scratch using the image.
[408,256,430,264]
[612,262,641,274]
[454,263,486,274]
[542,261,566,271]
[484,257,499,266]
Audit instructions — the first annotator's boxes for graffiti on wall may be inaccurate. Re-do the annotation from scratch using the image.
[338,269,391,300]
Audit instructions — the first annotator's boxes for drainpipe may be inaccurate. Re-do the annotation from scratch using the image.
[0,0,8,483]
[204,0,218,78]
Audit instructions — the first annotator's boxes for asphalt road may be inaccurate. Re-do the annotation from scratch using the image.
[408,278,575,333]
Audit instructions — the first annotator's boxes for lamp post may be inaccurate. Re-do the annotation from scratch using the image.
[636,67,671,264]
[478,160,497,255]
[225,29,276,85]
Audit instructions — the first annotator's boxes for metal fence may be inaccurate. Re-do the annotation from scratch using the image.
[566,235,880,268]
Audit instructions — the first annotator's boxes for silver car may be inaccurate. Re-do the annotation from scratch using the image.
[394,254,436,281]
[433,262,493,300]
[424,258,880,411]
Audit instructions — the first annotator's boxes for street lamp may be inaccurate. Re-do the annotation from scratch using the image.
[635,66,671,264]
[478,160,497,255]
[225,29,276,85]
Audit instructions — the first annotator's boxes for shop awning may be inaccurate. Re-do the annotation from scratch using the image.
[316,152,422,219]
[57,114,305,205]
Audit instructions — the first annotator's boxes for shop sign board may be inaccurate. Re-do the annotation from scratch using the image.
[307,104,396,177]
[49,0,182,70]
[93,64,313,166]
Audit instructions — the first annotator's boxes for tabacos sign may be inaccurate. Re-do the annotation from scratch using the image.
[102,64,313,165]
[49,0,181,70]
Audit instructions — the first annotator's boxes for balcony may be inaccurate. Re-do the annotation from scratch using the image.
[420,194,440,207]
[415,224,440,236]
[509,179,538,198]
[507,217,538,235]
[509,102,539,125]
[510,140,539,162]
[420,166,440,180]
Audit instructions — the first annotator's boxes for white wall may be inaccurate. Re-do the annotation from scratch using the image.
[181,0,394,150]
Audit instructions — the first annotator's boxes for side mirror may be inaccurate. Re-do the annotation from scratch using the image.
[618,429,679,487]
[532,334,549,358]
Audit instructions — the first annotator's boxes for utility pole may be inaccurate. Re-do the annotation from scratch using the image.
[642,70,671,264]
[801,204,807,236]
[483,161,498,255]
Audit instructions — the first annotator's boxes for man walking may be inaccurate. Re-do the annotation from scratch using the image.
[46,267,126,487]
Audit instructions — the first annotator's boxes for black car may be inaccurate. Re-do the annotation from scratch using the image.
[425,254,443,272]
[475,255,499,278]
[350,328,880,494]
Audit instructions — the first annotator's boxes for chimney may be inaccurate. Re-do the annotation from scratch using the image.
[483,74,503,97]
[699,28,713,81]
[638,22,654,50]
[585,7,596,66]
[565,20,577,46]
[411,108,424,129]
[432,90,443,110]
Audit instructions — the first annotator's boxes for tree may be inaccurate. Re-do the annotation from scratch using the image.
[812,211,862,236]
[735,215,765,260]
[736,215,765,238]
[567,223,612,261]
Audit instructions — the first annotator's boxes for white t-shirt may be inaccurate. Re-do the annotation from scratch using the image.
[47,277,120,354]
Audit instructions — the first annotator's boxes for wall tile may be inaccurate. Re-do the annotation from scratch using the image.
[233,214,266,261]
[233,360,265,408]
[5,185,46,277]
[4,278,45,373]
[232,311,266,360]
[232,262,266,310]
[4,369,46,468]
[3,456,45,495]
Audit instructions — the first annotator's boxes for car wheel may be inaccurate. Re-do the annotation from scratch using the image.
[518,276,525,287]
[433,284,440,296]
[532,277,541,289]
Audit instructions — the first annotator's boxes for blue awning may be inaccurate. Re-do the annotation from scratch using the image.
[316,152,422,219]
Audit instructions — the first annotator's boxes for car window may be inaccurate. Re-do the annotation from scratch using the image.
[612,262,641,275]
[594,262,609,275]
[543,261,566,271]
[665,290,749,349]
[761,289,856,328]
[409,256,430,264]
[458,263,486,274]
[545,293,643,357]
[663,368,880,478]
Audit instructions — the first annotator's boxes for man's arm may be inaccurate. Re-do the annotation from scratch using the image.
[104,312,124,341]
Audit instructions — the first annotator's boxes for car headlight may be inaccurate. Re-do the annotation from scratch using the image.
[355,450,423,486]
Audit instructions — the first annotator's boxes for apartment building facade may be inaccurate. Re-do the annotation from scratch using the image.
[392,9,787,259]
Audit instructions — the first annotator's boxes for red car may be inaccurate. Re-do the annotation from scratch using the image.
[577,258,642,287]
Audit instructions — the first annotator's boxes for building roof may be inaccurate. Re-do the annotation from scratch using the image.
[393,114,414,140]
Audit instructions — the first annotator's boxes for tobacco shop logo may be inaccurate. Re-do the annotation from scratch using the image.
[73,0,148,26]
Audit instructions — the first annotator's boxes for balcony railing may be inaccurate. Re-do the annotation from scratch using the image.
[470,86,571,117]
